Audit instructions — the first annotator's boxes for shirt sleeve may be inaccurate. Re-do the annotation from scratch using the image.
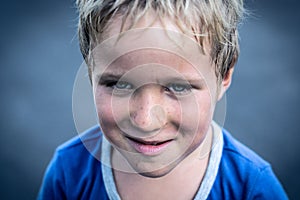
[248,166,289,200]
[37,151,67,200]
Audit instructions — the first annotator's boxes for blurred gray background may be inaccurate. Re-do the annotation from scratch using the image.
[0,0,299,199]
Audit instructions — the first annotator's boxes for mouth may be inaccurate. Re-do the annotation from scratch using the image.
[126,136,173,156]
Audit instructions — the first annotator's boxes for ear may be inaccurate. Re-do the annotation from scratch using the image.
[217,67,234,101]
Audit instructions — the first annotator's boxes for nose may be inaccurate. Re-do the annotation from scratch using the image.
[129,84,167,133]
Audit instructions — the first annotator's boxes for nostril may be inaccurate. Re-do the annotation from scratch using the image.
[130,109,151,127]
[130,104,167,132]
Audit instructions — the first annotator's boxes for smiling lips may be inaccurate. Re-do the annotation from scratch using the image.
[126,136,173,156]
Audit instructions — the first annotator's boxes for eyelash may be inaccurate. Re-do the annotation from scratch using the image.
[100,80,193,95]
[101,80,133,90]
[165,83,193,95]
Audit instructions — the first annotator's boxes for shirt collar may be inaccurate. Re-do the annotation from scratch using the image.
[101,121,224,200]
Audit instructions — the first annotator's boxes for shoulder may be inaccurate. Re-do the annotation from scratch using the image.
[51,126,103,171]
[56,125,102,154]
[53,125,104,180]
[221,128,270,170]
[208,129,288,200]
[38,126,109,200]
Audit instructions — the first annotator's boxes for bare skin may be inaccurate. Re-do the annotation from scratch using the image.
[93,12,233,199]
[113,128,212,200]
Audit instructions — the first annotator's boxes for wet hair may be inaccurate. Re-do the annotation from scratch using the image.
[76,0,244,81]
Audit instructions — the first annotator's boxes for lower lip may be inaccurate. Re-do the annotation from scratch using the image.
[127,139,172,156]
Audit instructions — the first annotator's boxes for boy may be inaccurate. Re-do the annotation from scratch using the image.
[39,0,288,199]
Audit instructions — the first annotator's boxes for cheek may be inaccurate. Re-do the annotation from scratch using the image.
[197,91,214,121]
[179,91,213,130]
[177,91,213,149]
[94,90,127,147]
[94,88,129,129]
[94,89,118,129]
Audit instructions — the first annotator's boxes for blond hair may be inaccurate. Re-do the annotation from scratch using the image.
[76,0,244,81]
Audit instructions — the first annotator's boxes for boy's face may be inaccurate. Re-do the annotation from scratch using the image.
[91,15,231,177]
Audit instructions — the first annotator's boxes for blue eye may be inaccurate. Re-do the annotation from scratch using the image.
[114,81,133,90]
[166,83,192,95]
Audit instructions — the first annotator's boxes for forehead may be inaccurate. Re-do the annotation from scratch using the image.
[91,14,216,84]
[106,49,198,74]
[100,50,206,85]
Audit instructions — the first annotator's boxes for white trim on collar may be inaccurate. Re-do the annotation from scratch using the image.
[101,121,224,200]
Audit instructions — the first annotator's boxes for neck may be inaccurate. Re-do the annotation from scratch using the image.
[112,126,213,200]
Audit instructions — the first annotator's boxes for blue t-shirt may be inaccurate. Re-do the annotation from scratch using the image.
[38,126,288,200]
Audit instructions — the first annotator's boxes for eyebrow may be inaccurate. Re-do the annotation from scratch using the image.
[162,72,206,82]
[96,72,123,82]
[96,72,206,86]
[164,77,206,89]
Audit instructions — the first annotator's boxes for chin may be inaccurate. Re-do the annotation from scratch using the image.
[130,157,181,178]
[137,165,175,178]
